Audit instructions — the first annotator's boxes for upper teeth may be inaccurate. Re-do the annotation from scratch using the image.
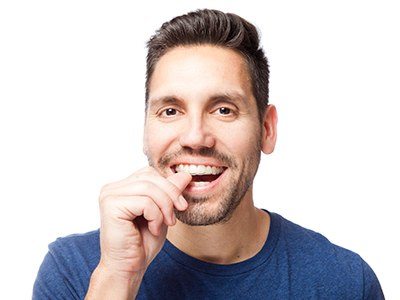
[174,164,224,175]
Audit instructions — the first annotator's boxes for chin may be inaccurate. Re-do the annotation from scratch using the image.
[175,190,241,226]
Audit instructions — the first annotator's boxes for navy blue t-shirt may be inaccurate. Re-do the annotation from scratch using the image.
[33,211,384,299]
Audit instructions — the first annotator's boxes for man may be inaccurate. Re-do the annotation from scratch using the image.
[33,9,384,299]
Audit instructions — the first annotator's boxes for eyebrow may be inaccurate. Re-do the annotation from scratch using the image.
[209,91,247,106]
[148,96,184,109]
[148,91,247,109]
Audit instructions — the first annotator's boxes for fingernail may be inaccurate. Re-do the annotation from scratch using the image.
[179,195,188,209]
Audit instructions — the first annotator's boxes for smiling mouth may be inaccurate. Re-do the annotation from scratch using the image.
[172,164,227,186]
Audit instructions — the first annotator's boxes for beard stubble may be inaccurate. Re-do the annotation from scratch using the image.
[147,138,262,226]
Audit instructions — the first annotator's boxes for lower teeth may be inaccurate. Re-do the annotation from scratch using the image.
[191,181,210,187]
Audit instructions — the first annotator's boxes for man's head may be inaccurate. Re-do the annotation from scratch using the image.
[143,9,277,226]
[145,9,270,121]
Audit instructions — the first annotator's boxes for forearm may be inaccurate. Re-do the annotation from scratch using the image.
[85,264,145,300]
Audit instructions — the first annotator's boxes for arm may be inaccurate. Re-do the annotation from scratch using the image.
[85,264,144,299]
[362,260,385,300]
[33,250,78,300]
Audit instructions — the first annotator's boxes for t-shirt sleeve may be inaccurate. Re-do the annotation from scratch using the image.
[33,231,100,299]
[362,260,385,300]
[33,250,79,300]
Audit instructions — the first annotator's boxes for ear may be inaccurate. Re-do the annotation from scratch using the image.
[261,104,278,154]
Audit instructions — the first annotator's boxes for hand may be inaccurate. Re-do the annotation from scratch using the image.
[96,167,192,278]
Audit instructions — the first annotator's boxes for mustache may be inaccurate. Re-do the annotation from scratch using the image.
[158,147,238,169]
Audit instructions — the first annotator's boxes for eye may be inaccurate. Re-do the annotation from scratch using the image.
[165,108,177,116]
[218,107,231,115]
[211,106,238,121]
[213,106,238,117]
[159,108,179,117]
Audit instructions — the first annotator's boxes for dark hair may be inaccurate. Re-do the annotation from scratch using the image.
[145,9,269,120]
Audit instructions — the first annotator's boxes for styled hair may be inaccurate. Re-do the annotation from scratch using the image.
[145,9,269,120]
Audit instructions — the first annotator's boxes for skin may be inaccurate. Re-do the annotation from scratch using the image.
[86,45,278,299]
[145,45,278,263]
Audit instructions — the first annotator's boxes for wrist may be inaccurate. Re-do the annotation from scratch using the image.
[97,260,146,281]
[85,263,145,299]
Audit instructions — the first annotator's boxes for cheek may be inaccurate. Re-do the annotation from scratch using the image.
[217,121,261,155]
[144,124,178,155]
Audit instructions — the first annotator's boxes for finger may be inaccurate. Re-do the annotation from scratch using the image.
[167,171,192,191]
[141,197,167,236]
[100,167,150,190]
[100,180,176,226]
[167,172,192,209]
[101,167,172,191]
[135,215,167,239]
[101,167,192,214]
[123,172,192,212]
[101,195,165,236]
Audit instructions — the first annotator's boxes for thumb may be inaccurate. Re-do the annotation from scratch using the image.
[167,172,192,192]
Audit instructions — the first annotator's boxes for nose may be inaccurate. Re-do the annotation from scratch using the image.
[178,115,215,150]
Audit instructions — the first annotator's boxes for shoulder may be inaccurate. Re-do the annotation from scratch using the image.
[33,230,100,299]
[48,229,100,260]
[48,229,101,277]
[274,212,364,264]
[270,212,384,298]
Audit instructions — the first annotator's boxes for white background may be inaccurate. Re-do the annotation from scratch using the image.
[1,0,399,298]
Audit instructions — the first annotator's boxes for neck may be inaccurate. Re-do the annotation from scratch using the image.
[166,189,270,264]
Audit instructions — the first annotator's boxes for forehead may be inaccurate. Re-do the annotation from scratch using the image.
[148,45,253,106]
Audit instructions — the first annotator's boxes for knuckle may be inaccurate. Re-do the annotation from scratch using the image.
[142,190,172,216]
[142,196,161,215]
[159,198,174,217]
[100,183,111,194]
[99,193,112,205]
[141,196,153,207]
[159,199,173,213]
[143,199,161,219]
[98,197,114,215]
